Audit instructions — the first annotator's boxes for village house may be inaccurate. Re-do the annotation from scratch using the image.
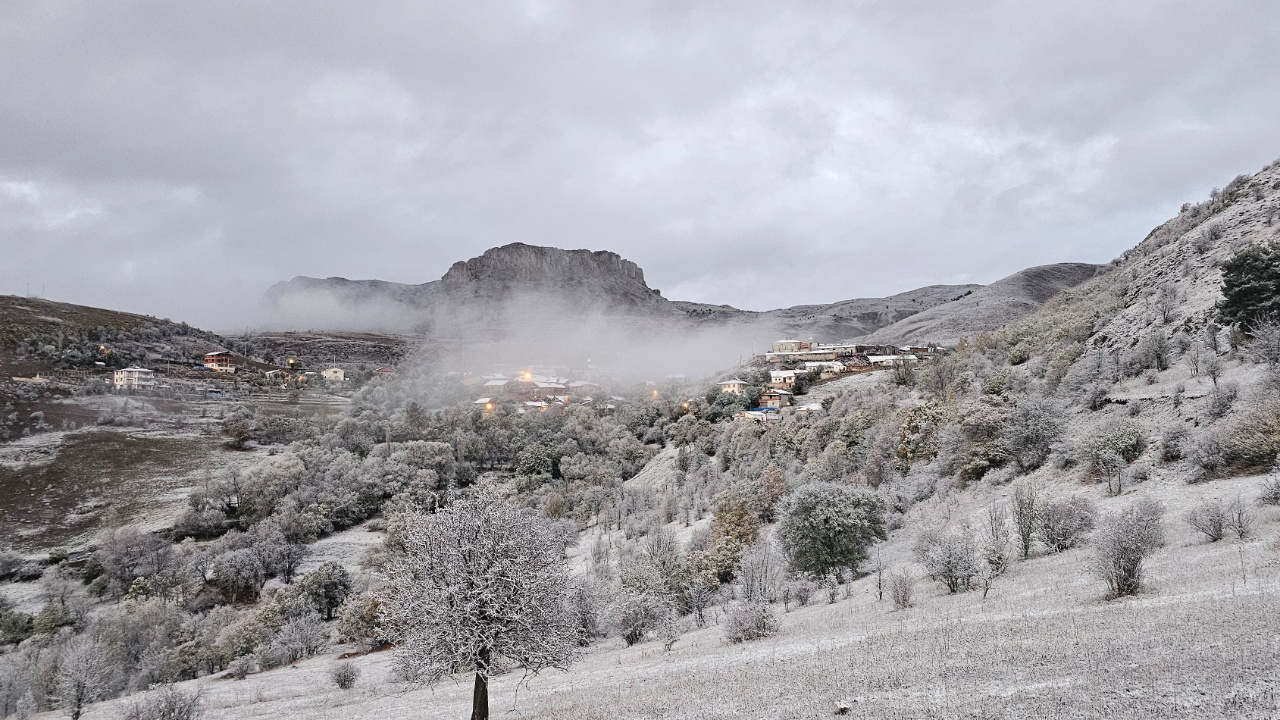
[373,366,396,376]
[769,370,798,388]
[473,397,496,415]
[203,351,236,372]
[771,339,810,353]
[113,366,156,390]
[803,361,846,379]
[717,379,748,395]
[867,353,919,367]
[321,368,345,383]
[759,387,793,409]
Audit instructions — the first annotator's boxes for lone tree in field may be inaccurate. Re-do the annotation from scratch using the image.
[775,483,886,579]
[1093,498,1165,598]
[377,496,579,720]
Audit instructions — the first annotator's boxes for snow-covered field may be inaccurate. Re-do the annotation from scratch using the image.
[75,470,1280,720]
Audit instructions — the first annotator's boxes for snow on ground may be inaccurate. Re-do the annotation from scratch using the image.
[800,370,882,405]
[77,470,1280,720]
[0,579,44,615]
[294,521,385,577]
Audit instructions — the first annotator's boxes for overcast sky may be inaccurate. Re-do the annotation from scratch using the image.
[1,1,1278,331]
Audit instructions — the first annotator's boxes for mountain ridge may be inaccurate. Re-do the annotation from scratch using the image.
[263,241,1102,351]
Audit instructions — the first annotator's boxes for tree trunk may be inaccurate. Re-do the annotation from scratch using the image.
[471,649,490,720]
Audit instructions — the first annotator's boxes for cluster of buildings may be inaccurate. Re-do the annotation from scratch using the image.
[762,338,935,365]
[469,371,611,415]
[713,338,940,421]
[106,349,397,392]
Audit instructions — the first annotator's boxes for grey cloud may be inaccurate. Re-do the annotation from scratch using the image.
[1,0,1278,329]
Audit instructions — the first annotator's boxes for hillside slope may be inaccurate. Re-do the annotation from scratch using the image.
[858,262,1106,345]
[0,295,227,373]
[1005,162,1280,358]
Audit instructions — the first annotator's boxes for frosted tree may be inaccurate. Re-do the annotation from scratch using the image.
[55,636,115,720]
[775,482,886,579]
[377,496,579,720]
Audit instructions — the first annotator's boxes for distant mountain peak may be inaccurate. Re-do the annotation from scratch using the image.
[440,243,652,290]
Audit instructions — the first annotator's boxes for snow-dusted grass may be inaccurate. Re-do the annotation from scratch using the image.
[73,471,1280,720]
[293,521,385,577]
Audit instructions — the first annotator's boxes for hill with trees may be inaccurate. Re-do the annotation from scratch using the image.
[4,157,1280,719]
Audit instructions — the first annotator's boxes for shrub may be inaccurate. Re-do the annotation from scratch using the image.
[227,654,256,680]
[1161,425,1188,461]
[330,661,360,690]
[1249,314,1280,369]
[1207,382,1239,420]
[0,550,22,581]
[271,613,329,662]
[1260,474,1280,505]
[1185,500,1226,542]
[775,483,886,578]
[121,685,204,720]
[1224,496,1255,539]
[914,527,980,593]
[297,561,353,620]
[1002,396,1066,471]
[722,601,777,644]
[1008,343,1031,366]
[1093,499,1165,598]
[1081,420,1147,467]
[336,593,385,651]
[782,579,816,610]
[1036,497,1097,552]
[608,590,666,646]
[0,605,34,646]
[889,570,917,610]
[1222,395,1280,471]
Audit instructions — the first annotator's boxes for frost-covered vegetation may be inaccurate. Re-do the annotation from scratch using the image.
[5,160,1280,719]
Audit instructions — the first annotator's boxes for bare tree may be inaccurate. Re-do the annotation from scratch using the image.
[1098,451,1126,497]
[1224,496,1255,540]
[1186,343,1203,376]
[982,503,1011,576]
[54,637,115,720]
[378,496,579,720]
[1204,353,1224,387]
[1012,484,1038,560]
[1250,314,1280,369]
[1157,284,1178,324]
[889,570,917,610]
[736,540,787,604]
